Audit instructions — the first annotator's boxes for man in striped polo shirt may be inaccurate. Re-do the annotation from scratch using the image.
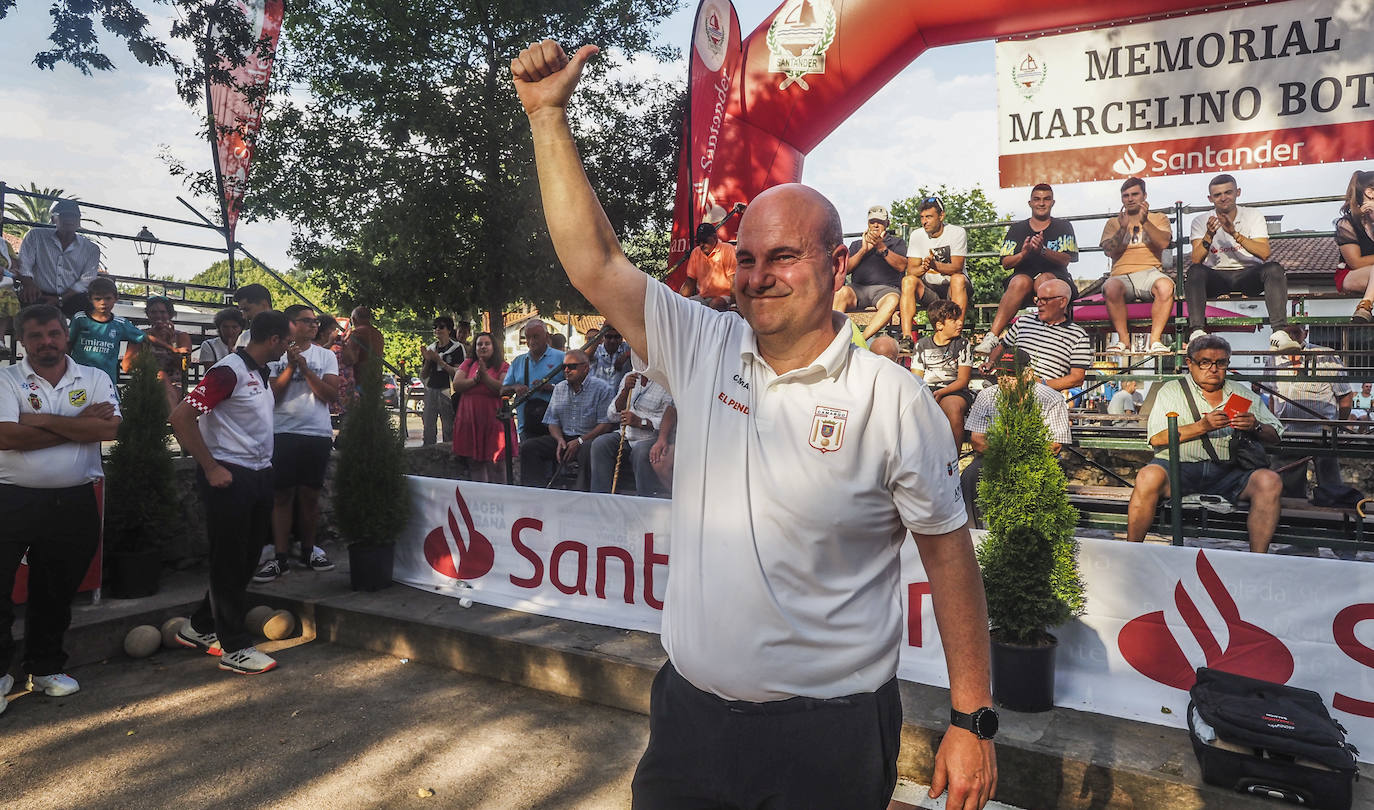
[996,278,1090,393]
[170,311,291,675]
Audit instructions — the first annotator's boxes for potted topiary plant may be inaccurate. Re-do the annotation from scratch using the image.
[103,349,180,598]
[976,362,1085,711]
[334,355,410,590]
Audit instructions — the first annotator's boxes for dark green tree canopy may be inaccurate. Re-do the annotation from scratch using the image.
[230,0,683,332]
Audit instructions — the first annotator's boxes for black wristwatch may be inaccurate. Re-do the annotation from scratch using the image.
[951,706,999,740]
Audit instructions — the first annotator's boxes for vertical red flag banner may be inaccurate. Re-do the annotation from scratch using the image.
[667,0,742,284]
[206,0,284,244]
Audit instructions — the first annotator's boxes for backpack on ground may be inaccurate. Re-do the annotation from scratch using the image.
[1188,667,1359,809]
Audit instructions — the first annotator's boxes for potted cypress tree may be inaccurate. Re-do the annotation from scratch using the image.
[334,355,410,590]
[976,362,1085,711]
[103,349,179,598]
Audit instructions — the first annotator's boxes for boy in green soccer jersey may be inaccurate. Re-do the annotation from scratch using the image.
[67,277,180,389]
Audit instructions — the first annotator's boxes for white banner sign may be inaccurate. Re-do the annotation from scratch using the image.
[994,0,1374,187]
[397,476,1374,761]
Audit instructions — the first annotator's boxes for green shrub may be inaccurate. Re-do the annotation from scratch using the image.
[333,355,410,546]
[103,350,179,554]
[980,525,1068,645]
[976,368,1085,643]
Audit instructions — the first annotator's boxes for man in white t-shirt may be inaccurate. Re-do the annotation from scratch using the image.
[901,196,970,352]
[1185,174,1288,341]
[1108,380,1144,416]
[170,310,291,675]
[0,304,120,707]
[14,200,101,318]
[232,284,274,349]
[513,40,997,810]
[253,305,341,582]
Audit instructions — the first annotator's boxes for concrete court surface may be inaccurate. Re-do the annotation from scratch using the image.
[0,640,648,809]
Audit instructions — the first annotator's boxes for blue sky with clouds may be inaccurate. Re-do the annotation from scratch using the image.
[2,0,1363,282]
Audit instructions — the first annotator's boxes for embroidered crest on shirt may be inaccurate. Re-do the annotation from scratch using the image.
[69,389,87,407]
[809,406,847,453]
[28,393,42,411]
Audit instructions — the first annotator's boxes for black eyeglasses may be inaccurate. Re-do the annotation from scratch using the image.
[1189,357,1231,370]
[1033,296,1067,305]
[922,196,944,213]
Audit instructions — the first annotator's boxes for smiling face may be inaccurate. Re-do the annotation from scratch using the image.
[733,184,846,344]
[1029,188,1055,220]
[1208,181,1240,216]
[476,334,494,359]
[1034,278,1071,323]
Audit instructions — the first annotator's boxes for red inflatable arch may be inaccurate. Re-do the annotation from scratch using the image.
[668,0,1230,288]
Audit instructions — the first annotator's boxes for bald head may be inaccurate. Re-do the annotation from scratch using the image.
[350,306,372,325]
[743,183,844,254]
[869,335,900,362]
[1035,278,1072,300]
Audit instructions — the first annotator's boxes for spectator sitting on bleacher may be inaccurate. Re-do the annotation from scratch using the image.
[1108,380,1144,416]
[14,199,100,319]
[1100,177,1175,355]
[987,277,1090,393]
[67,277,178,390]
[679,222,736,311]
[1269,326,1353,500]
[121,295,192,410]
[911,300,974,448]
[1126,335,1283,553]
[833,205,907,343]
[1185,174,1288,345]
[1333,169,1374,322]
[519,349,615,490]
[1352,382,1374,430]
[977,184,1079,355]
[960,346,1072,525]
[868,335,900,363]
[195,307,247,370]
[900,196,970,353]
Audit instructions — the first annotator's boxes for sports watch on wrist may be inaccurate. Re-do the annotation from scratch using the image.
[950,706,999,740]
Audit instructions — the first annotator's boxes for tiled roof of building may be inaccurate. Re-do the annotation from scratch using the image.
[482,308,605,336]
[1270,232,1340,276]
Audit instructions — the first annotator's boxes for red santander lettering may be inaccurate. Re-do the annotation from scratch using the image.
[508,519,668,610]
[1333,604,1374,718]
[509,517,545,588]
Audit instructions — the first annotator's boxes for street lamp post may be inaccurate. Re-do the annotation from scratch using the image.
[134,226,157,283]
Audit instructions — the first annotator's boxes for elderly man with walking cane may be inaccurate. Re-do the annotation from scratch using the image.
[590,347,674,495]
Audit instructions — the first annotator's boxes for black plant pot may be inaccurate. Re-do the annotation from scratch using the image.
[348,543,394,592]
[991,634,1058,712]
[104,549,162,599]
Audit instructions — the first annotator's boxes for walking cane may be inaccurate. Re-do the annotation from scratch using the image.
[611,375,638,494]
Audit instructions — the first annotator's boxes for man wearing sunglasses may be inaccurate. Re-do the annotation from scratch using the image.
[254,304,341,582]
[1126,334,1283,552]
[901,196,970,353]
[518,350,615,489]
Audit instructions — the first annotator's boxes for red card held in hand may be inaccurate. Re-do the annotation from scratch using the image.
[1223,393,1251,419]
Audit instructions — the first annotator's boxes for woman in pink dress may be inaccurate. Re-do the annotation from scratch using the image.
[451,332,513,483]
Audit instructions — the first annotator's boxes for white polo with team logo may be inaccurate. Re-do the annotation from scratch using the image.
[0,358,119,487]
[642,281,966,702]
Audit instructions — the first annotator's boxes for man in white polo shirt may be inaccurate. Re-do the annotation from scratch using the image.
[170,310,290,675]
[513,41,997,810]
[253,304,340,582]
[0,304,120,710]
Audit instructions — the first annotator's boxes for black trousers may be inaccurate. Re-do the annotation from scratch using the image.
[631,662,901,810]
[190,463,274,654]
[0,482,100,676]
[519,433,595,490]
[1185,261,1288,330]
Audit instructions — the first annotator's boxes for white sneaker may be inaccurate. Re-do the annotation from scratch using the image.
[28,672,79,696]
[1188,329,1207,343]
[176,623,223,656]
[218,646,278,675]
[0,673,12,715]
[1148,341,1172,354]
[974,332,1001,355]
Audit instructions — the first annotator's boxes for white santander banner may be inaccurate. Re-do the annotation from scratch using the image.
[397,476,1374,761]
[994,0,1374,187]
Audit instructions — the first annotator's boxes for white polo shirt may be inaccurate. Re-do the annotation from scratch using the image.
[183,350,275,470]
[0,358,119,487]
[16,228,101,296]
[643,281,966,702]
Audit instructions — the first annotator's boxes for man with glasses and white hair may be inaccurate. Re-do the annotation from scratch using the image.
[1126,334,1283,552]
[518,349,615,489]
[989,277,1090,393]
[901,196,970,353]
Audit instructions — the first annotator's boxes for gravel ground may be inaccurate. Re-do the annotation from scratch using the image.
[0,640,648,809]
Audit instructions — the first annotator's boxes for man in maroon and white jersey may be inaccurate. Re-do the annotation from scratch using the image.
[170,311,290,675]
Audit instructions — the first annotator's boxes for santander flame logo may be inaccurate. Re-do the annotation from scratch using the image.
[1118,551,1293,690]
[423,485,495,581]
[1112,145,1147,175]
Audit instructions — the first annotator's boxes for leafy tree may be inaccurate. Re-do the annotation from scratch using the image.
[976,365,1084,644]
[219,0,682,340]
[890,185,1011,309]
[183,257,328,307]
[3,0,274,105]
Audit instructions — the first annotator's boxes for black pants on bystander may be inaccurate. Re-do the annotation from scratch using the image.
[190,463,274,654]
